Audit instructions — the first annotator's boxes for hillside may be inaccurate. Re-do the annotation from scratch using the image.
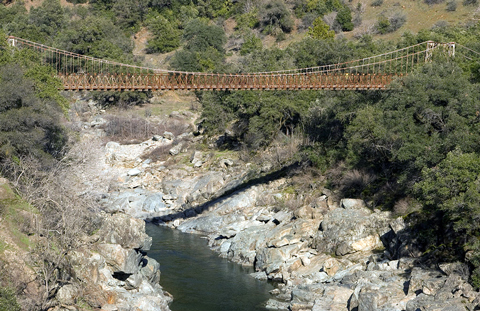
[3,0,480,310]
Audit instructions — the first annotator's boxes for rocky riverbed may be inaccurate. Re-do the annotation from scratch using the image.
[72,105,480,311]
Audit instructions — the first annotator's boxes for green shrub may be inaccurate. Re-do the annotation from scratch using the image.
[260,0,294,34]
[240,33,263,55]
[446,0,457,10]
[425,0,446,4]
[146,15,181,54]
[0,287,21,311]
[308,17,335,40]
[336,6,354,31]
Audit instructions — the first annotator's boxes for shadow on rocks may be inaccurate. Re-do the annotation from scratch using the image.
[150,162,300,224]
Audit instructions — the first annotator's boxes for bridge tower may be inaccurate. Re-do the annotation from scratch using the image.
[425,41,456,62]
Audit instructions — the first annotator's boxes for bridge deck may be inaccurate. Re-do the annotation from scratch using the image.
[59,73,399,91]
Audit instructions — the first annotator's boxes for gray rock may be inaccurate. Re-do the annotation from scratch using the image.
[169,143,183,156]
[125,272,143,289]
[105,197,129,214]
[98,213,152,250]
[439,262,470,279]
[101,304,118,311]
[265,299,289,310]
[91,116,107,127]
[68,250,106,283]
[152,135,162,141]
[405,293,466,311]
[96,244,142,274]
[191,151,202,163]
[250,271,268,281]
[142,193,167,213]
[219,241,232,254]
[341,198,367,210]
[140,256,161,284]
[272,211,292,224]
[221,158,234,168]
[186,173,225,204]
[56,284,78,305]
[163,131,174,140]
[227,224,273,265]
[128,168,142,176]
[256,244,304,274]
[178,215,240,234]
[408,267,446,296]
[313,204,390,256]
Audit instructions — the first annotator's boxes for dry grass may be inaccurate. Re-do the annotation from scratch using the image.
[393,197,421,216]
[346,0,477,40]
[102,115,160,144]
[141,143,173,162]
[131,91,198,117]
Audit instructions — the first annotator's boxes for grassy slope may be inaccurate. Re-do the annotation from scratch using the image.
[350,0,477,40]
[0,181,33,255]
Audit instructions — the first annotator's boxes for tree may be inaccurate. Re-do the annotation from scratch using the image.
[0,63,67,163]
[29,0,66,38]
[183,18,226,53]
[415,149,480,232]
[146,15,181,53]
[260,0,294,34]
[170,18,227,72]
[112,0,150,31]
[240,32,263,55]
[55,15,133,61]
[335,6,353,31]
[308,17,335,39]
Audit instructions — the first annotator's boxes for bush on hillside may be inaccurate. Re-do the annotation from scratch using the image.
[0,287,21,311]
[260,0,294,34]
[0,63,67,163]
[308,17,335,39]
[146,15,181,54]
[336,6,354,31]
[446,0,458,10]
[375,12,406,34]
[240,33,263,55]
[425,0,446,4]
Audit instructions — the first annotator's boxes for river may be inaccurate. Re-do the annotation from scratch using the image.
[146,223,275,311]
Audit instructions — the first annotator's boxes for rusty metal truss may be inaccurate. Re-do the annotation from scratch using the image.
[6,36,457,91]
[58,72,398,91]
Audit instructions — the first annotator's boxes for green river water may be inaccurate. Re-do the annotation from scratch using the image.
[146,223,275,311]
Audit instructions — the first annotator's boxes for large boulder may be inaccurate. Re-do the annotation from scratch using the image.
[226,224,273,265]
[185,173,225,204]
[313,201,390,256]
[96,243,142,274]
[140,256,161,284]
[98,213,152,250]
[69,249,106,283]
[142,193,167,213]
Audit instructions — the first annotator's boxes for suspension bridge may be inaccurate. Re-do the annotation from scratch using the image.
[7,36,460,91]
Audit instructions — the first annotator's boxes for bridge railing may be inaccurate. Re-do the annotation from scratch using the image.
[6,36,456,91]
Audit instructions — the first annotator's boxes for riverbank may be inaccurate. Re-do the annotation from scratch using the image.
[52,93,479,311]
[84,103,480,311]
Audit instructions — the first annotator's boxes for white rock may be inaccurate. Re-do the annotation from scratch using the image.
[128,168,142,176]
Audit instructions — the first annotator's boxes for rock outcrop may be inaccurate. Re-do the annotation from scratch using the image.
[84,110,480,311]
[68,212,171,311]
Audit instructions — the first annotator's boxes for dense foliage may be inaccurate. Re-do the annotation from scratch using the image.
[0,35,67,165]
